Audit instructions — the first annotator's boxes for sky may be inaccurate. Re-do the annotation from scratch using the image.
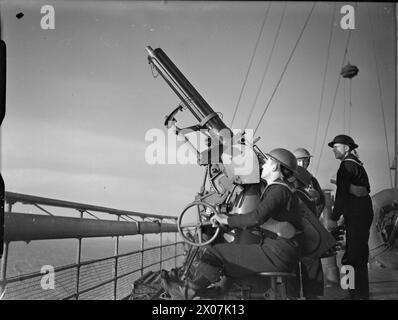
[0,1,396,218]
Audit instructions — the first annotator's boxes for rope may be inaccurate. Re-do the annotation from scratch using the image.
[349,78,352,136]
[312,2,337,157]
[343,78,346,134]
[368,5,393,188]
[254,2,316,135]
[230,1,272,127]
[244,1,287,129]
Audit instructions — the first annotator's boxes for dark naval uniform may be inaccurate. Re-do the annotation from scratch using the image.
[208,180,302,279]
[293,165,326,217]
[331,153,374,300]
[309,176,326,217]
[295,188,326,299]
[161,148,305,299]
[295,188,335,298]
[174,180,303,297]
[293,165,336,299]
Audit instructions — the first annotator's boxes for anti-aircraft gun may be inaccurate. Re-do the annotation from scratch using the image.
[146,46,288,248]
[145,48,338,298]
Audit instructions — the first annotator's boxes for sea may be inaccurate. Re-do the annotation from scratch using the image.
[5,235,175,278]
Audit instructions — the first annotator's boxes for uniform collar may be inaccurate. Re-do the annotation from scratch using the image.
[342,152,350,161]
[261,178,293,198]
[274,178,286,184]
[266,178,293,189]
[342,153,363,165]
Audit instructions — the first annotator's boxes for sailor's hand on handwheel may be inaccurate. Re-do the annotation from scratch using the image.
[205,207,214,216]
[210,216,219,228]
[211,213,229,226]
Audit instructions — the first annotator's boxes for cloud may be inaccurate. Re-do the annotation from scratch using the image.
[3,119,141,173]
[2,165,200,217]
[2,117,204,214]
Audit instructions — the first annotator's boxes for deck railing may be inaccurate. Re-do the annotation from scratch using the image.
[0,192,186,300]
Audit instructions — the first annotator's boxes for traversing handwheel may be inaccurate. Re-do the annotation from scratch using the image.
[177,201,220,247]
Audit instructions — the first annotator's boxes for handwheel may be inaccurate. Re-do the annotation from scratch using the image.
[177,201,220,247]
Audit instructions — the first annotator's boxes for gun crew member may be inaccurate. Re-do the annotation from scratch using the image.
[293,148,325,217]
[328,134,374,300]
[161,148,303,300]
[293,165,336,300]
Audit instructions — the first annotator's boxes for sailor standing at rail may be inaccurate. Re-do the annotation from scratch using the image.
[327,134,374,300]
[161,148,303,300]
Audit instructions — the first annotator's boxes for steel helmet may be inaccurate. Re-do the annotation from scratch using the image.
[293,148,313,160]
[266,148,298,173]
[328,134,358,150]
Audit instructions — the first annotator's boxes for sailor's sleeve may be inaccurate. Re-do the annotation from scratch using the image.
[312,176,325,211]
[331,162,355,220]
[227,185,287,229]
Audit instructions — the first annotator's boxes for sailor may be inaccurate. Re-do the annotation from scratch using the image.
[161,148,302,300]
[293,148,325,217]
[292,148,330,299]
[293,165,336,300]
[327,134,374,300]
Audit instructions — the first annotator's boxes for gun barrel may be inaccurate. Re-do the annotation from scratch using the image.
[146,46,156,59]
[146,46,231,141]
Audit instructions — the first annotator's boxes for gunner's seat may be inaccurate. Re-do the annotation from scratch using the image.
[213,270,299,300]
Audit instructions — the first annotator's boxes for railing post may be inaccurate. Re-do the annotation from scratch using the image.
[114,215,120,300]
[1,202,13,297]
[159,219,163,270]
[75,210,84,300]
[140,218,145,276]
[140,235,145,276]
[174,232,177,268]
[0,242,9,297]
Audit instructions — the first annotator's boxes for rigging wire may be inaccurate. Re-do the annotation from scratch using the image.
[314,54,346,176]
[348,78,352,135]
[343,77,346,134]
[345,60,354,136]
[230,1,272,128]
[368,4,393,188]
[312,2,337,159]
[314,16,356,177]
[314,2,359,176]
[244,1,287,130]
[253,2,316,135]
